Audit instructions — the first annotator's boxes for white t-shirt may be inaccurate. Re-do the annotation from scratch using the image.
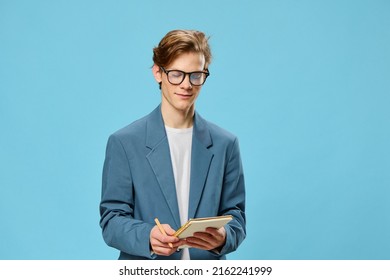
[165,126,193,260]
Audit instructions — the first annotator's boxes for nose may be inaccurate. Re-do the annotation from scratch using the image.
[180,73,193,89]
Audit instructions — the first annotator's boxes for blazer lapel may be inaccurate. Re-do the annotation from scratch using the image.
[188,112,214,219]
[145,106,181,229]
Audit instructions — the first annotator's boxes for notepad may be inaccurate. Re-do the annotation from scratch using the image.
[174,215,232,249]
[174,215,232,244]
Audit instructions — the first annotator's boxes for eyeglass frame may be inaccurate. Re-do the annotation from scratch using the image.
[160,67,210,86]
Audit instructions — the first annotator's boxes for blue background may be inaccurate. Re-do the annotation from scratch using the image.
[1,0,389,260]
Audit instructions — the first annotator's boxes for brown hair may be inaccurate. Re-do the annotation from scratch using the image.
[153,30,212,69]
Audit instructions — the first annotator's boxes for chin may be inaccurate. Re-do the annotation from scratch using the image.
[174,103,194,112]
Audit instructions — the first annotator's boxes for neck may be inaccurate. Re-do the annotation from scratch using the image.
[161,104,195,129]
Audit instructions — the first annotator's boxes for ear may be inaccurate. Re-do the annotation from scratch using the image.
[152,64,162,84]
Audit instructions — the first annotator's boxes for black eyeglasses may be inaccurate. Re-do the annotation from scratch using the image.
[160,67,210,86]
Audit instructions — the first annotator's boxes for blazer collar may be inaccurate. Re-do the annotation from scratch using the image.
[145,105,167,149]
[193,110,213,149]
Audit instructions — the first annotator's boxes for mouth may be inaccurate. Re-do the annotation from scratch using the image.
[175,93,193,99]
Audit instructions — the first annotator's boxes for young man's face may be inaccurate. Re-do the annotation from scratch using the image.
[153,52,206,115]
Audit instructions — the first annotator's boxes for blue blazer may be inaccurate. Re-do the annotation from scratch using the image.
[100,105,246,260]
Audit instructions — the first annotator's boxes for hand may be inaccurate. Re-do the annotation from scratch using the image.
[184,227,226,251]
[150,224,185,256]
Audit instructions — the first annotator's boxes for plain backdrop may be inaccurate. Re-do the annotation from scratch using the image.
[1,0,389,259]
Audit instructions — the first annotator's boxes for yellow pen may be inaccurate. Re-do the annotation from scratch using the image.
[154,218,173,248]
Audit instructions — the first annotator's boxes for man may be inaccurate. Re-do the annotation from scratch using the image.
[100,30,246,260]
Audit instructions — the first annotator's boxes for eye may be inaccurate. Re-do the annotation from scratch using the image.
[191,72,203,80]
[170,71,184,79]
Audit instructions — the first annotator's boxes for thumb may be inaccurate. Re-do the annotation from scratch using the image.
[162,224,176,236]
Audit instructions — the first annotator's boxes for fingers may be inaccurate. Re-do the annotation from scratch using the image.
[185,227,226,250]
[150,225,181,256]
[150,239,176,256]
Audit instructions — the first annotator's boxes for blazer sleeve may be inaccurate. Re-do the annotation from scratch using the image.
[217,137,246,256]
[99,134,155,259]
